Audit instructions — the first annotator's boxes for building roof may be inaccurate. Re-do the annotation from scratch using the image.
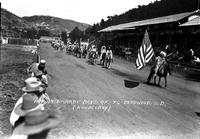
[98,11,196,32]
[180,16,200,26]
[98,26,135,32]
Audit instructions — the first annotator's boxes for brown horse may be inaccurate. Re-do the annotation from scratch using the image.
[147,61,171,87]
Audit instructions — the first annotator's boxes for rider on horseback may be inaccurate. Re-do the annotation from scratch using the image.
[105,46,113,69]
[147,51,167,84]
[154,51,167,76]
[100,46,106,65]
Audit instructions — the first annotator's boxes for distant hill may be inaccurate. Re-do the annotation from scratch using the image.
[1,8,32,37]
[1,8,90,37]
[22,15,90,34]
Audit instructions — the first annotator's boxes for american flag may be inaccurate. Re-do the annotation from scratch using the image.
[136,30,154,70]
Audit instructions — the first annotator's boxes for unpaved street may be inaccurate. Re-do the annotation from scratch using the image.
[39,43,200,138]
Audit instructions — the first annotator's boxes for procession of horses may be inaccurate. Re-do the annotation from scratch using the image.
[51,40,114,69]
[50,40,172,87]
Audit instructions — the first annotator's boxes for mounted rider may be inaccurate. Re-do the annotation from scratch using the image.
[155,51,167,75]
[105,46,113,69]
[100,45,106,65]
[89,45,97,57]
[147,51,167,83]
[106,46,113,60]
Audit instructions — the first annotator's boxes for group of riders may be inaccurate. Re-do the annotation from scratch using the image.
[51,39,171,86]
[88,45,113,69]
[9,59,60,139]
[51,40,114,69]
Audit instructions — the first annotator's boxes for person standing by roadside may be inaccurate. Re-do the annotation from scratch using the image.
[9,77,45,127]
[27,59,47,77]
[9,94,60,139]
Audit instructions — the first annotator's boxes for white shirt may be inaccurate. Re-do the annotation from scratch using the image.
[9,93,26,126]
[41,75,48,86]
[106,50,113,59]
[9,134,27,139]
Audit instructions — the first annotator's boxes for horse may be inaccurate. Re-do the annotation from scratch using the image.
[147,61,171,87]
[100,52,106,66]
[82,48,87,58]
[60,44,65,52]
[105,52,112,69]
[89,51,98,65]
[54,43,60,50]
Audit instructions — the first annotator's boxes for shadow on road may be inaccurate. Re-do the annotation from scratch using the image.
[143,82,163,88]
[124,80,140,88]
[86,60,97,66]
[195,112,200,117]
[110,68,143,82]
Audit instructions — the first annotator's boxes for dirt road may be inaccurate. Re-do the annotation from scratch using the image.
[39,43,200,139]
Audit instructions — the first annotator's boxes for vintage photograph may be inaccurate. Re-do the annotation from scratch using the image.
[0,0,200,138]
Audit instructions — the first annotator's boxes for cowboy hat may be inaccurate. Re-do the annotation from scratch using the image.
[14,94,44,116]
[12,110,60,135]
[40,59,46,64]
[22,77,44,92]
[160,51,167,57]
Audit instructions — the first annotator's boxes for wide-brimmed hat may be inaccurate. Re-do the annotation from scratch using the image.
[14,94,44,116]
[13,109,60,135]
[160,51,166,57]
[22,77,44,92]
[40,59,46,64]
[102,46,106,49]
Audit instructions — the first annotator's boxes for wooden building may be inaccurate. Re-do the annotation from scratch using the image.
[98,10,200,62]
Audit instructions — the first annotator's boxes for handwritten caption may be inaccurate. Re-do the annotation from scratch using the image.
[35,98,166,113]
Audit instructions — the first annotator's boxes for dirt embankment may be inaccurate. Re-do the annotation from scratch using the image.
[0,44,37,137]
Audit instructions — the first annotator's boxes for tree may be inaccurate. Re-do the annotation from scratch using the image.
[61,31,68,44]
[69,27,83,43]
[38,29,51,37]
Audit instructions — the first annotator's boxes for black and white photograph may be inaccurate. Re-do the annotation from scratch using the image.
[0,0,200,138]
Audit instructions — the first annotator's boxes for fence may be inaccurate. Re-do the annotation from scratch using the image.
[8,38,37,45]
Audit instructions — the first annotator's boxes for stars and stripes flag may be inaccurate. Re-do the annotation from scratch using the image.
[136,30,155,70]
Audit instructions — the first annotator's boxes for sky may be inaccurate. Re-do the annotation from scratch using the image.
[1,0,157,25]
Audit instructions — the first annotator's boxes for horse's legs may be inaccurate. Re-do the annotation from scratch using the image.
[154,76,157,84]
[108,60,111,69]
[103,58,105,67]
[158,77,161,86]
[147,71,153,83]
[165,77,167,87]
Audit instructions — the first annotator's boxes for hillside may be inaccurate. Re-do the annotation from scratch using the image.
[1,8,90,37]
[1,8,32,37]
[22,15,90,34]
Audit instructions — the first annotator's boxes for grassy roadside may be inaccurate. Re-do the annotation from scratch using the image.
[0,44,37,137]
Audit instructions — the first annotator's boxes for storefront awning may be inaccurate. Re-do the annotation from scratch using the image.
[180,16,200,26]
[98,11,196,32]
